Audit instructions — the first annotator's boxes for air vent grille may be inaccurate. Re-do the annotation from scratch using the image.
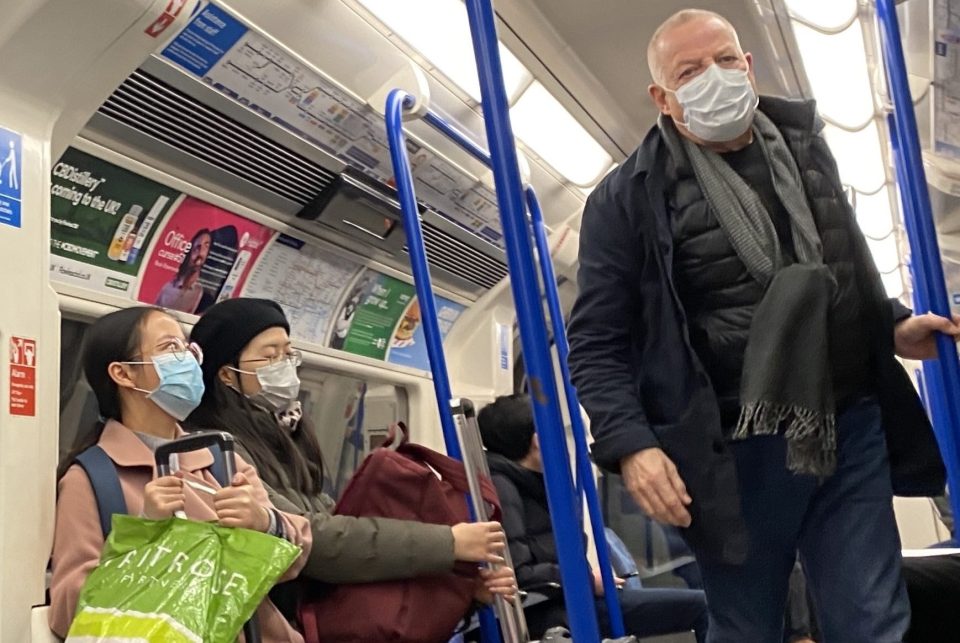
[100,71,337,203]
[96,70,507,292]
[407,222,507,290]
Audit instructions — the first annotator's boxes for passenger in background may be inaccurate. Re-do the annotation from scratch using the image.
[49,306,311,642]
[567,8,959,642]
[477,394,708,642]
[186,297,516,603]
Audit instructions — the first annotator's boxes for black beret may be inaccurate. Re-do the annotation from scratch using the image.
[190,298,290,392]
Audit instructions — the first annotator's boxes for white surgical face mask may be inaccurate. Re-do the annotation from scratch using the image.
[668,64,758,143]
[231,360,301,415]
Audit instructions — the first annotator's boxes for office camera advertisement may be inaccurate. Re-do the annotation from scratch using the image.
[136,196,273,316]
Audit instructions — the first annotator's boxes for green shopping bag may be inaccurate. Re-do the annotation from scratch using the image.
[66,515,300,643]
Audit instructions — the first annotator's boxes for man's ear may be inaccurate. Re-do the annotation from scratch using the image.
[649,84,671,116]
[745,51,758,85]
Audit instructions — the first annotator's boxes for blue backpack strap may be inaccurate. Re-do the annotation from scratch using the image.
[207,445,228,488]
[74,446,126,538]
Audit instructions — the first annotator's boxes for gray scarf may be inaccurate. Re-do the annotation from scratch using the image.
[660,111,838,476]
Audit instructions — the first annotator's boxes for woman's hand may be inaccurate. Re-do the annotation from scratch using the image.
[474,566,518,604]
[143,473,185,519]
[214,473,270,532]
[452,521,507,564]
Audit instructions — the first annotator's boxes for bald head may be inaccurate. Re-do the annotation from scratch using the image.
[647,9,742,86]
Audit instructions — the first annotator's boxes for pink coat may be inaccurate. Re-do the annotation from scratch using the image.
[49,420,312,642]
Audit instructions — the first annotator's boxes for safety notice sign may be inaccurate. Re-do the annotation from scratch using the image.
[9,336,36,416]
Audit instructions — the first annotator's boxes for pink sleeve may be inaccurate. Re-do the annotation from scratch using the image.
[235,454,312,582]
[48,465,106,637]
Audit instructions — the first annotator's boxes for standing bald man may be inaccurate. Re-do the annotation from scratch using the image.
[568,9,956,642]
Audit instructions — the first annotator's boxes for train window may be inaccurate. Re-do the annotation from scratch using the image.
[59,318,99,463]
[298,370,407,498]
[57,317,407,498]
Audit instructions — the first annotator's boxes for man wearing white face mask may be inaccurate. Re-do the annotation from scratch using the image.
[567,9,960,643]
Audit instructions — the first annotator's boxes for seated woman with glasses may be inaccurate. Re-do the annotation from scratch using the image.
[185,298,516,609]
[49,306,312,642]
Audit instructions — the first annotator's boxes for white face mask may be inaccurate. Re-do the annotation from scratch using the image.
[668,64,758,143]
[231,360,301,415]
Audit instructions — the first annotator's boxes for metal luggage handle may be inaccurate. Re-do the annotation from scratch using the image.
[154,430,237,481]
[153,431,261,643]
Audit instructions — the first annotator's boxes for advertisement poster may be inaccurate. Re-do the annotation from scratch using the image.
[935,1,960,159]
[136,196,273,315]
[240,233,363,345]
[329,271,412,360]
[328,269,464,369]
[386,296,465,371]
[49,148,181,296]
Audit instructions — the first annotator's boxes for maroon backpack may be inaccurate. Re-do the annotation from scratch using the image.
[299,423,501,643]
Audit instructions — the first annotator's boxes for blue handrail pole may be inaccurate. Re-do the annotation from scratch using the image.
[878,0,960,523]
[897,132,950,475]
[384,89,502,643]
[423,111,492,165]
[463,0,602,639]
[425,110,586,522]
[411,105,623,634]
[385,90,463,461]
[893,123,943,424]
[527,186,626,636]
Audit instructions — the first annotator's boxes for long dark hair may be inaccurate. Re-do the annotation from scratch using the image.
[57,306,163,480]
[187,377,325,498]
[175,228,211,283]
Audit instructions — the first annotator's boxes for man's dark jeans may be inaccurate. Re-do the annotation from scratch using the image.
[695,397,910,642]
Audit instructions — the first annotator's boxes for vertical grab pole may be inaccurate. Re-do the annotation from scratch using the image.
[893,119,944,424]
[527,187,626,636]
[463,0,602,640]
[384,90,462,460]
[877,0,960,524]
[384,89,502,643]
[419,108,626,634]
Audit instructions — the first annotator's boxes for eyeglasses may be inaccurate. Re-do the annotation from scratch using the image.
[127,338,204,365]
[239,349,303,368]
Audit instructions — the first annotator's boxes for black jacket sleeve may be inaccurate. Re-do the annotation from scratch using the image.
[492,475,562,589]
[890,298,912,325]
[567,177,661,471]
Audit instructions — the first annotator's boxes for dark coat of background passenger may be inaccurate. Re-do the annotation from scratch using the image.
[567,96,946,565]
[487,451,565,588]
[487,451,587,637]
